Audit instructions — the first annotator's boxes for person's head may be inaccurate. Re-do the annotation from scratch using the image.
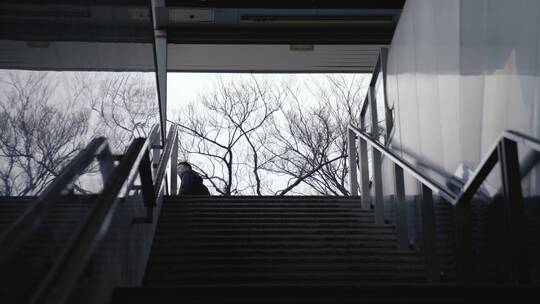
[177,161,192,174]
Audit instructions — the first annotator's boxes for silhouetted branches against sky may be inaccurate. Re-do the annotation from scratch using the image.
[0,71,89,195]
[171,74,367,196]
[0,71,159,196]
[77,72,159,152]
[172,75,287,196]
[0,69,366,196]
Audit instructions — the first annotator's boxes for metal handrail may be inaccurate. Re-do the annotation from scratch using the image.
[0,122,179,303]
[134,124,179,223]
[154,125,179,199]
[455,130,540,207]
[348,124,457,203]
[30,138,148,304]
[348,123,539,285]
[0,137,110,266]
[29,123,179,304]
[348,125,540,206]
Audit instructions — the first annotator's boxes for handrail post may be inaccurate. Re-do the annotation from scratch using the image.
[347,128,359,196]
[150,127,161,180]
[170,131,178,195]
[498,138,529,284]
[421,184,440,283]
[394,164,408,250]
[358,137,371,210]
[368,87,385,225]
[138,149,156,208]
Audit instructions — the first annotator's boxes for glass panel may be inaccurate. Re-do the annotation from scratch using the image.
[0,2,158,197]
[0,2,159,302]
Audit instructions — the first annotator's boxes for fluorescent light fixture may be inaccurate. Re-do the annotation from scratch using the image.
[290,44,314,51]
[241,15,393,25]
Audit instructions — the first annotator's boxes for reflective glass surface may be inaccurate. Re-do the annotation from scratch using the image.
[0,1,159,196]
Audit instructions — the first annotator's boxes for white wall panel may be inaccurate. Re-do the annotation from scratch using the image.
[384,0,540,195]
[434,0,460,175]
[413,0,444,184]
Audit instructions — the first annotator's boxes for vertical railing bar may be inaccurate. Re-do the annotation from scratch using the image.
[164,173,170,195]
[170,131,178,195]
[368,85,385,225]
[498,138,529,284]
[150,128,161,180]
[138,149,156,207]
[359,137,371,210]
[348,128,359,196]
[421,184,440,283]
[394,164,408,250]
[372,143,384,224]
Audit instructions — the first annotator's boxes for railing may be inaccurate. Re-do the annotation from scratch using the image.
[348,124,538,285]
[0,123,179,304]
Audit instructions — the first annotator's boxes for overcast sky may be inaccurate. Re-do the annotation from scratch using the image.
[167,72,367,114]
[168,73,214,112]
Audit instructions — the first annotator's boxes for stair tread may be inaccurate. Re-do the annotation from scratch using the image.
[159,217,382,222]
[152,236,398,242]
[113,285,539,304]
[144,248,421,255]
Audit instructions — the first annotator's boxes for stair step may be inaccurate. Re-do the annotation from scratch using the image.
[143,196,442,291]
[0,197,92,233]
[159,217,380,224]
[152,234,398,242]
[150,242,399,250]
[147,255,423,263]
[113,286,540,304]
[145,248,420,257]
[145,264,425,275]
[161,222,395,229]
[147,259,423,269]
[153,227,397,235]
[162,210,374,215]
[144,271,426,284]
[164,212,373,217]
[163,204,372,209]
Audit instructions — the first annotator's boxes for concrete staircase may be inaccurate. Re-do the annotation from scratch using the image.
[114,196,429,303]
[1,195,537,303]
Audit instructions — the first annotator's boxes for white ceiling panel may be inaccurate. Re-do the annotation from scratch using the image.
[167,44,384,72]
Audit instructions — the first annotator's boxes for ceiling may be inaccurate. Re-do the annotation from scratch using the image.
[0,0,405,72]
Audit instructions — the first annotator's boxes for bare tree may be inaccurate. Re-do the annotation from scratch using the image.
[266,74,367,195]
[77,72,159,152]
[171,74,367,196]
[0,71,90,196]
[172,75,287,196]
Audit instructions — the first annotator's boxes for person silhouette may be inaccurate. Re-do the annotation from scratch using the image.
[177,161,210,195]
